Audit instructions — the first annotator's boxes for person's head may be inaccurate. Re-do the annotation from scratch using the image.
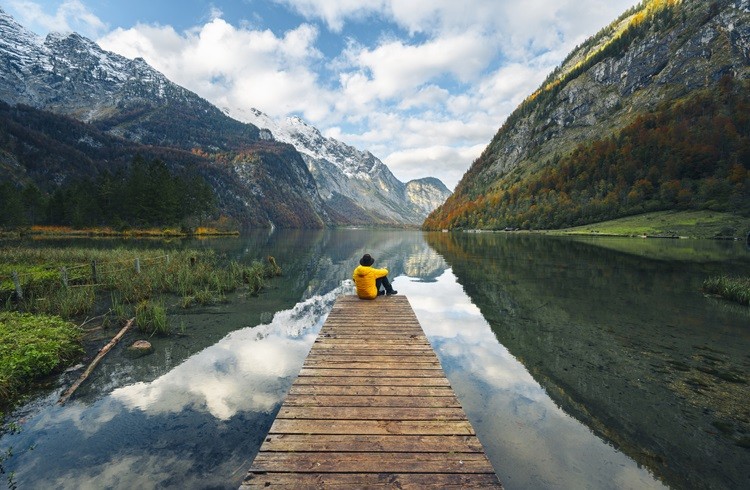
[359,254,375,266]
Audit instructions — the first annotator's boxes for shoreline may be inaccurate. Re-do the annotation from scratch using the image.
[1,225,240,239]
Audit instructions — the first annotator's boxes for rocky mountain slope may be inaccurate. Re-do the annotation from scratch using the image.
[0,8,448,228]
[425,0,750,230]
[242,108,451,226]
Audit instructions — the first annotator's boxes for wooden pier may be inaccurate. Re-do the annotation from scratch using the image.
[241,295,502,489]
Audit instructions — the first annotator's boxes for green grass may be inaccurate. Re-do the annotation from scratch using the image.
[135,300,170,336]
[557,210,750,240]
[1,247,283,319]
[0,312,82,406]
[703,276,750,306]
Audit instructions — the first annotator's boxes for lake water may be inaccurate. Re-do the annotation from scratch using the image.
[1,230,749,489]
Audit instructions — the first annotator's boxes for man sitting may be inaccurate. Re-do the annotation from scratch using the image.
[352,253,397,299]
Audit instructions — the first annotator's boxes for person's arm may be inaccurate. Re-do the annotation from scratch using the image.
[373,267,389,278]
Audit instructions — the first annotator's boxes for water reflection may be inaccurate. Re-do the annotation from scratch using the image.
[2,230,747,489]
[426,232,750,490]
[399,270,665,490]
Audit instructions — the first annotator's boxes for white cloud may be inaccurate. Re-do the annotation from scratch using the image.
[8,0,640,190]
[5,0,106,37]
[384,144,486,189]
[97,17,331,121]
[272,0,387,32]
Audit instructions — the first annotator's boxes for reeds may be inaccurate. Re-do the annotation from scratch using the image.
[1,246,282,325]
[703,275,750,306]
[135,300,169,336]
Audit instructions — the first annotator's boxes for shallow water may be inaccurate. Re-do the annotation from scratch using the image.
[2,230,749,489]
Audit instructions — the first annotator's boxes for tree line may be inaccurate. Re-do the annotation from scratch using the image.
[425,77,750,231]
[0,156,216,230]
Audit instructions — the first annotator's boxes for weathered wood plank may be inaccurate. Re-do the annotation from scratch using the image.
[276,406,467,420]
[306,347,436,355]
[250,452,496,473]
[242,472,501,489]
[288,384,456,397]
[259,434,485,453]
[292,376,452,386]
[302,360,441,369]
[299,368,444,377]
[282,394,460,408]
[267,418,476,435]
[305,354,438,363]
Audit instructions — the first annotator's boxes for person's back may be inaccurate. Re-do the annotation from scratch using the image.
[352,254,397,299]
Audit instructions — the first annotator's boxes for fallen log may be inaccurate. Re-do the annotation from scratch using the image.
[58,317,135,405]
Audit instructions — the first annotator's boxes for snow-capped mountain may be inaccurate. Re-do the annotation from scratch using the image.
[241,108,451,225]
[0,7,449,227]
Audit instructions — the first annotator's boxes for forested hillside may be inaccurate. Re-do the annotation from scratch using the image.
[425,0,750,231]
[424,78,749,230]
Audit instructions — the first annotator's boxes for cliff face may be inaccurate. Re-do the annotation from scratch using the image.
[426,0,750,229]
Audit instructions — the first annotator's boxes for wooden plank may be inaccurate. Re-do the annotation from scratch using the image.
[292,376,452,386]
[250,452,496,473]
[305,354,438,363]
[313,338,431,345]
[305,347,436,356]
[282,394,460,408]
[242,472,501,489]
[276,406,467,420]
[259,433,485,453]
[302,360,441,369]
[288,384,456,397]
[299,368,444,377]
[267,418,476,435]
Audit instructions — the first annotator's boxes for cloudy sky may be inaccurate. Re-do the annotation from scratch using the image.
[1,0,639,189]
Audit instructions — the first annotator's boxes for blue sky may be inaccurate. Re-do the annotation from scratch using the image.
[0,0,640,189]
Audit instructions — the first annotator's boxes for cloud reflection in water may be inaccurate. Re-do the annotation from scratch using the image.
[111,284,349,420]
[399,269,666,490]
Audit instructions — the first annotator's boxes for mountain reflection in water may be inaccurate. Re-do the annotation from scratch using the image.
[1,230,747,489]
[426,232,750,490]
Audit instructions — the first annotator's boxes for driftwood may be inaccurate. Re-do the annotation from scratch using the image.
[58,317,135,405]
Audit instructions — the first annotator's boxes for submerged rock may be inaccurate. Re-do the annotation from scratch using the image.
[126,340,153,358]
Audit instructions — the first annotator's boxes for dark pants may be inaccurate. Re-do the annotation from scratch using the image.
[376,276,394,294]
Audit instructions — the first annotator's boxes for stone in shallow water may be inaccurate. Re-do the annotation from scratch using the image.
[126,339,153,357]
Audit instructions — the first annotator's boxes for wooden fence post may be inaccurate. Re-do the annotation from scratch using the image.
[91,260,98,284]
[61,267,69,288]
[135,257,141,274]
[12,271,23,300]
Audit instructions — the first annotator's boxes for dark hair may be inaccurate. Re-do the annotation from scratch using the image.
[359,254,374,266]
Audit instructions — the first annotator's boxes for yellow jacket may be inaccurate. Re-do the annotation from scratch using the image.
[352,265,388,299]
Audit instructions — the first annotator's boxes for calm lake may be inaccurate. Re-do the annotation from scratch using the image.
[2,230,749,489]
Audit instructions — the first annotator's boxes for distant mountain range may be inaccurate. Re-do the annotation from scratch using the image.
[0,8,450,229]
[241,108,450,225]
[425,0,750,231]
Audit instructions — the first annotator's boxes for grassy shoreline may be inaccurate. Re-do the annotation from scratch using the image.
[23,225,239,237]
[552,210,750,240]
[0,245,281,416]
